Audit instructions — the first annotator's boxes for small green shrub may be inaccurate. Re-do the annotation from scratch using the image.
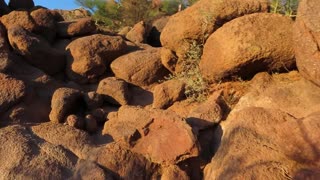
[270,0,299,17]
[165,41,209,102]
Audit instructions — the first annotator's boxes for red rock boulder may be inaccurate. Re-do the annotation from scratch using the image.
[160,0,269,72]
[57,18,96,38]
[294,0,320,87]
[1,10,37,32]
[66,34,127,83]
[7,26,65,75]
[111,48,169,86]
[200,13,295,82]
[0,73,26,114]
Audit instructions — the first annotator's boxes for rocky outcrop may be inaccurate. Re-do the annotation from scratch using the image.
[294,0,320,87]
[96,77,130,105]
[232,71,320,118]
[160,0,269,72]
[57,18,96,38]
[7,26,65,75]
[152,79,185,109]
[49,88,84,123]
[200,13,295,81]
[103,106,199,164]
[111,48,169,86]
[1,10,37,32]
[204,107,320,179]
[126,21,147,44]
[0,125,77,179]
[30,8,57,42]
[66,34,127,83]
[0,73,26,114]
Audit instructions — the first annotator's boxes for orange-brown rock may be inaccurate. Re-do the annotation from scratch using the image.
[8,0,34,10]
[161,165,189,180]
[232,71,320,119]
[294,0,320,87]
[0,73,26,114]
[132,115,198,164]
[57,18,96,38]
[204,108,320,179]
[66,34,127,84]
[72,160,111,180]
[66,114,85,129]
[103,106,199,164]
[126,21,147,43]
[87,142,157,179]
[7,26,65,75]
[187,91,227,130]
[30,8,57,42]
[49,88,84,123]
[160,0,269,72]
[152,79,185,109]
[0,125,77,179]
[96,77,130,105]
[31,122,94,159]
[52,8,91,21]
[0,11,37,32]
[111,48,169,86]
[200,13,295,82]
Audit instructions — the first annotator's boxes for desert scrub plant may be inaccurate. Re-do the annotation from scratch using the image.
[165,41,209,102]
[270,0,299,17]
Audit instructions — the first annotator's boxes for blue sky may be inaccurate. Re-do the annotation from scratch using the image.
[5,0,80,10]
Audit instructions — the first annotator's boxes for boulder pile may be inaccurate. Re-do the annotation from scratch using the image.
[0,0,319,179]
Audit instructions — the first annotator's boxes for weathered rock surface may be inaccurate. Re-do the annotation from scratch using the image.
[126,21,147,43]
[31,122,94,159]
[232,71,320,118]
[66,34,127,83]
[103,106,199,164]
[57,18,96,38]
[49,88,84,123]
[53,8,91,21]
[160,0,269,72]
[30,8,57,42]
[111,48,169,86]
[204,108,320,179]
[87,142,157,180]
[96,77,130,105]
[0,73,26,114]
[200,13,295,81]
[0,125,77,179]
[8,26,65,75]
[294,0,320,87]
[72,160,111,180]
[8,0,34,10]
[187,91,227,130]
[152,79,185,109]
[161,165,190,180]
[1,10,37,32]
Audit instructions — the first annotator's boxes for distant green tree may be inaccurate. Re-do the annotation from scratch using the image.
[75,0,121,27]
[120,0,153,26]
[161,0,185,15]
